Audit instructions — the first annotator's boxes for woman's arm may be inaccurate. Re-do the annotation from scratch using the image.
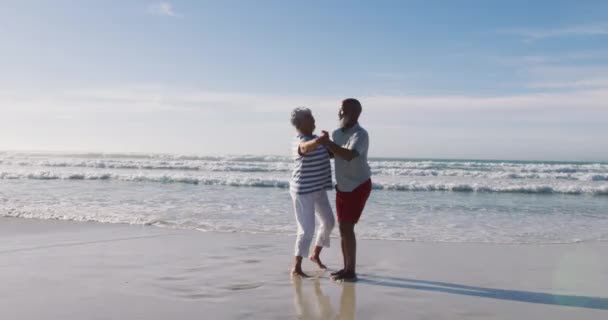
[298,137,322,155]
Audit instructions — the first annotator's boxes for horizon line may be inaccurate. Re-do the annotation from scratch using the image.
[2,149,606,164]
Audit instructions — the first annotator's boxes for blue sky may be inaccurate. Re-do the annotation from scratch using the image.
[1,1,607,160]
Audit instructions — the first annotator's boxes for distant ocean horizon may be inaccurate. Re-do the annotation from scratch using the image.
[1,151,607,244]
[2,149,607,164]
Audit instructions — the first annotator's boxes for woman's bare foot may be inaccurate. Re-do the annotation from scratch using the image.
[310,256,327,269]
[292,256,309,277]
[291,267,310,278]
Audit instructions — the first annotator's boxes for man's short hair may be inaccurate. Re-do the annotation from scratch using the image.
[343,98,362,116]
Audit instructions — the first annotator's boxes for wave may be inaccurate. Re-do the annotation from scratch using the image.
[369,169,608,181]
[3,158,608,181]
[374,182,608,195]
[2,170,607,195]
[369,161,608,174]
[1,151,290,162]
[2,153,608,186]
[0,171,290,188]
[0,159,292,173]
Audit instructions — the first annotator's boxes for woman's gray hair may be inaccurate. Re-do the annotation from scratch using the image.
[290,107,312,128]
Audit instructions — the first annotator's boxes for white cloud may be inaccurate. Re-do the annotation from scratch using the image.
[495,51,608,91]
[2,85,607,114]
[497,51,608,66]
[501,23,608,41]
[525,65,608,90]
[1,86,607,159]
[528,78,608,90]
[148,2,177,17]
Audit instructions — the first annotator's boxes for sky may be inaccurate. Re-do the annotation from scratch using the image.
[1,0,607,161]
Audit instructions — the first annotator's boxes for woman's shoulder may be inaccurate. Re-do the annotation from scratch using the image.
[297,134,317,142]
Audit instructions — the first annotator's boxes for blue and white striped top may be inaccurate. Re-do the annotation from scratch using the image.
[289,134,333,195]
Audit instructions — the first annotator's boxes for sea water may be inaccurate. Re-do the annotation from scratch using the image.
[1,151,607,243]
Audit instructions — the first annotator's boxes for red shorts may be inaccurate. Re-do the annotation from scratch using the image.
[336,179,372,224]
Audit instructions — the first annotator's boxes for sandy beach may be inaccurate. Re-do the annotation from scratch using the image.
[0,217,606,319]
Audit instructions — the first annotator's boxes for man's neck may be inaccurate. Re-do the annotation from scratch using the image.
[341,122,358,131]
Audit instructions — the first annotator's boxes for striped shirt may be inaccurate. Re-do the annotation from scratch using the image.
[289,134,333,195]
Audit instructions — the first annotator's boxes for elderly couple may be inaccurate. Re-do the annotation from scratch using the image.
[289,98,372,281]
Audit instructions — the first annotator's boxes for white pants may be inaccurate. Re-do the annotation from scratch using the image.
[291,190,335,257]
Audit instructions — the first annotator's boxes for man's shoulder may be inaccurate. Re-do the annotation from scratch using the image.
[354,126,368,137]
[331,128,341,139]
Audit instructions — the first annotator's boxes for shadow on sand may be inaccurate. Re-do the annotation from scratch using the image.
[357,274,608,311]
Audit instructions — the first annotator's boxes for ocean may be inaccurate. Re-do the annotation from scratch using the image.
[1,151,607,244]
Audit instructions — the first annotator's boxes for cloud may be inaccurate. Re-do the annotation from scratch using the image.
[2,85,607,115]
[495,51,608,91]
[497,51,608,66]
[148,2,177,17]
[528,78,608,90]
[525,65,608,90]
[500,23,608,41]
[2,86,607,159]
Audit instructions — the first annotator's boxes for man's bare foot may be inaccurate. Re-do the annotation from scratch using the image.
[332,271,357,282]
[291,268,310,278]
[310,256,327,269]
[330,269,345,277]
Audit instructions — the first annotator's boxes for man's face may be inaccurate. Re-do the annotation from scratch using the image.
[338,104,353,128]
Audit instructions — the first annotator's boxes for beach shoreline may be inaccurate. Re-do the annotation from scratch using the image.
[1,216,607,319]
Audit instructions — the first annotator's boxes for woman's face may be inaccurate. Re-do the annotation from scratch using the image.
[298,113,316,135]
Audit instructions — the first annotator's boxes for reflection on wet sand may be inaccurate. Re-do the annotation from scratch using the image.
[292,277,356,320]
[337,282,356,320]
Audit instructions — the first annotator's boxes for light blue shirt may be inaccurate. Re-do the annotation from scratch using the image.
[332,124,372,192]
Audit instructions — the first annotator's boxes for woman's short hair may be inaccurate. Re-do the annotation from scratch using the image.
[290,107,312,128]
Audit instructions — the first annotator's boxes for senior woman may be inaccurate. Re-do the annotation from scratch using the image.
[289,107,335,277]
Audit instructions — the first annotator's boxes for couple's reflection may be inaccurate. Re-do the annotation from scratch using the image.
[292,277,356,320]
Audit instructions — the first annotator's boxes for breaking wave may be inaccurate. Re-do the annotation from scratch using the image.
[2,170,607,195]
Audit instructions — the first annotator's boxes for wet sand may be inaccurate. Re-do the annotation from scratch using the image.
[0,217,607,319]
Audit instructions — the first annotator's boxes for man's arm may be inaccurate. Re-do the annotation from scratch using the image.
[325,141,358,161]
[318,130,360,162]
[327,150,335,159]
